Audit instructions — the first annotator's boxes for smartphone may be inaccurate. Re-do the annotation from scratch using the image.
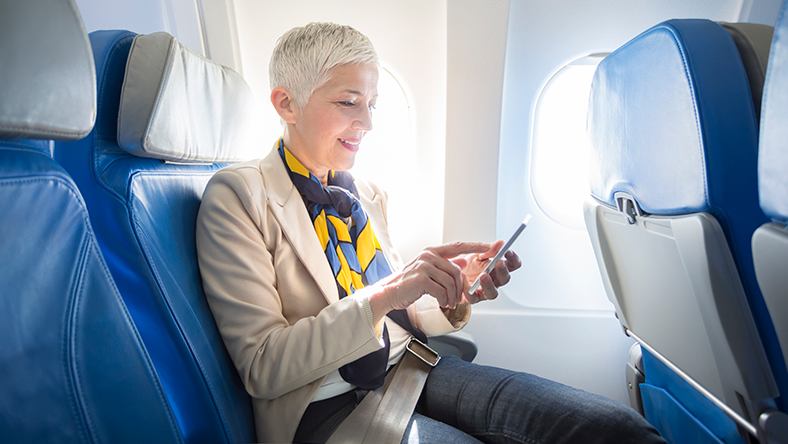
[468,214,531,294]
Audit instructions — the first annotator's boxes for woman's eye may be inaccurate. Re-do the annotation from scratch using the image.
[339,101,355,107]
[369,103,377,111]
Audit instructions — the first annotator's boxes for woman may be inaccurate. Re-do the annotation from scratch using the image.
[196,22,665,444]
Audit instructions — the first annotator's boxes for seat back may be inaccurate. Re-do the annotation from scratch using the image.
[585,19,783,442]
[0,1,182,442]
[55,30,258,444]
[754,0,788,440]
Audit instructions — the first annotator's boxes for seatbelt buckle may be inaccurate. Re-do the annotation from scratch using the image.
[406,337,441,367]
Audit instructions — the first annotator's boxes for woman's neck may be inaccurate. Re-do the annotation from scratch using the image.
[281,134,329,186]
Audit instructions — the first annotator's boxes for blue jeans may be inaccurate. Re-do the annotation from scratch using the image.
[295,356,666,443]
[408,356,665,443]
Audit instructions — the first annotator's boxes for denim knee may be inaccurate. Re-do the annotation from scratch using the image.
[419,356,665,444]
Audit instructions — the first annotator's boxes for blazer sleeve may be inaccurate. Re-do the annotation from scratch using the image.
[196,165,383,401]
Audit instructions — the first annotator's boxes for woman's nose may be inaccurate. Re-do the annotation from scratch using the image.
[352,106,373,131]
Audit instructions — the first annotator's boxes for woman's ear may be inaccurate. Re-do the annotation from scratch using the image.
[271,86,298,124]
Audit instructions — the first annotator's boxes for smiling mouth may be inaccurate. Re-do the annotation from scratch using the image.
[339,138,359,146]
[338,138,360,152]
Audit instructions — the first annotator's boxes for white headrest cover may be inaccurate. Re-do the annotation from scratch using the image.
[117,32,258,163]
[0,0,96,141]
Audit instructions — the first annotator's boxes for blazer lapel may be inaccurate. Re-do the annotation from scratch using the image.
[260,148,340,306]
[357,180,404,271]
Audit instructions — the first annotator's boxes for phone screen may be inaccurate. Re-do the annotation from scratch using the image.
[468,214,531,294]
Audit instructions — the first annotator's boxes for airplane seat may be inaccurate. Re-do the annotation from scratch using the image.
[54,30,258,443]
[0,1,183,442]
[627,22,773,423]
[754,0,788,440]
[585,19,785,443]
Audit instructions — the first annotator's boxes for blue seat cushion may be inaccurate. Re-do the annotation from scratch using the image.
[0,146,182,443]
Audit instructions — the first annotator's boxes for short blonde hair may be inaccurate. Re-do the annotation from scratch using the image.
[269,22,379,110]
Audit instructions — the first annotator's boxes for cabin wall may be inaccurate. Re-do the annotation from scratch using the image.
[443,0,510,245]
[75,0,205,54]
[75,0,243,77]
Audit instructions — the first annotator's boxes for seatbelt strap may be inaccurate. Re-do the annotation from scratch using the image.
[326,337,440,444]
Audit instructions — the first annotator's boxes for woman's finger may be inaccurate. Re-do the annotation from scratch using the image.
[450,257,468,270]
[465,287,484,304]
[413,257,459,309]
[424,279,449,308]
[490,259,511,287]
[430,267,458,309]
[477,239,504,261]
[478,273,499,301]
[423,250,465,308]
[429,241,490,259]
[504,249,522,272]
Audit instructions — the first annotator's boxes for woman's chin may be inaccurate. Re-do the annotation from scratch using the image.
[334,155,357,172]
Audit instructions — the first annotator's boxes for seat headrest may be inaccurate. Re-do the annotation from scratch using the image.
[117,32,258,163]
[0,0,96,141]
[588,19,759,215]
[759,2,788,224]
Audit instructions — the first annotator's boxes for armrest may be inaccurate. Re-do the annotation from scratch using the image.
[428,331,478,362]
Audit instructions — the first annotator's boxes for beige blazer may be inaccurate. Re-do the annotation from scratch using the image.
[196,147,468,443]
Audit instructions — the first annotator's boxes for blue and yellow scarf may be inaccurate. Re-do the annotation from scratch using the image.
[278,139,425,389]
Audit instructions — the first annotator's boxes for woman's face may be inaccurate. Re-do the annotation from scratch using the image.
[285,63,379,184]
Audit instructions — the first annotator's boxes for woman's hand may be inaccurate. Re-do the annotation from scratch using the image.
[368,242,490,324]
[454,240,522,305]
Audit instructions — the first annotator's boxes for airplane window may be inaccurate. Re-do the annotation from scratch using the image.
[531,55,605,230]
[352,65,411,188]
[351,65,413,249]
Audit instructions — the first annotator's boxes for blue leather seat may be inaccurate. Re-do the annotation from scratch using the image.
[0,1,182,442]
[54,31,258,443]
[753,0,788,440]
[585,19,784,443]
